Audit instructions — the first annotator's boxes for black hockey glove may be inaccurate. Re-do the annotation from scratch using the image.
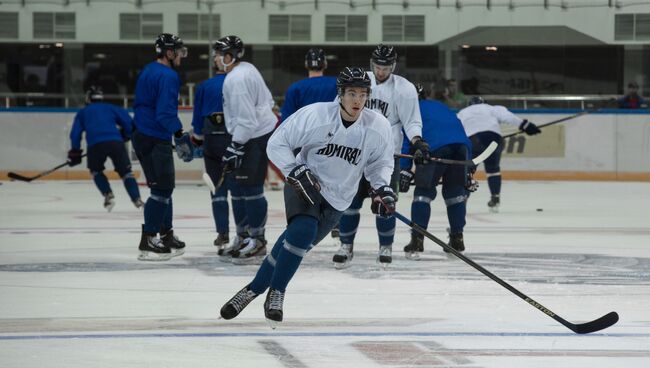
[222,141,245,172]
[174,131,194,163]
[67,149,83,166]
[371,185,397,218]
[410,137,431,165]
[399,170,414,193]
[287,164,321,206]
[519,119,541,136]
[465,166,479,192]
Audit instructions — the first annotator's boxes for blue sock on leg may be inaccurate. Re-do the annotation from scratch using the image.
[269,216,318,292]
[122,173,141,202]
[211,183,229,234]
[338,196,363,245]
[229,184,248,234]
[241,185,267,237]
[376,215,396,246]
[412,187,436,229]
[92,171,112,195]
[144,188,172,234]
[249,231,287,294]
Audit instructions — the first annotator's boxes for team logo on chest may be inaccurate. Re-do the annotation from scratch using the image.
[316,143,362,165]
[366,98,389,118]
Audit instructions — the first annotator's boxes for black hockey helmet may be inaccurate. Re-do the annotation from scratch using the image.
[468,96,485,106]
[371,44,397,66]
[155,33,187,58]
[212,35,245,60]
[85,85,103,103]
[305,48,326,70]
[336,67,371,97]
[414,82,429,100]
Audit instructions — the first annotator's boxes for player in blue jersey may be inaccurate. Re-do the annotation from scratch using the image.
[280,48,337,122]
[191,68,249,254]
[68,86,142,212]
[400,83,476,258]
[131,33,195,262]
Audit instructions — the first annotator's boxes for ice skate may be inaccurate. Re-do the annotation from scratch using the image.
[403,233,424,260]
[445,232,465,254]
[137,226,172,261]
[103,192,115,212]
[220,284,259,320]
[332,243,354,269]
[219,232,248,261]
[378,245,392,268]
[231,235,267,265]
[132,198,144,209]
[487,195,500,213]
[264,288,284,329]
[213,233,229,253]
[160,228,185,257]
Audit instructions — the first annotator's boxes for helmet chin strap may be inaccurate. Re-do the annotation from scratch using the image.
[219,55,236,71]
[339,102,354,119]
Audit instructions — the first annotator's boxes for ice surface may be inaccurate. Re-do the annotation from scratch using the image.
[0,180,649,367]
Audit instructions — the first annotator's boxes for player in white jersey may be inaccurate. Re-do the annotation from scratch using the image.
[212,35,277,263]
[457,96,541,212]
[219,67,397,327]
[334,44,429,268]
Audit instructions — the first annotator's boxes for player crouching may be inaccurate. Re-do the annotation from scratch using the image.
[219,67,396,328]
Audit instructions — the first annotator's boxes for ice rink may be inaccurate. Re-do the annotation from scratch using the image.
[0,179,649,368]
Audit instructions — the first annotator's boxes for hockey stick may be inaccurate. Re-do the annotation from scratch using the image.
[395,141,498,166]
[201,170,228,196]
[392,210,619,334]
[7,154,88,182]
[502,110,594,139]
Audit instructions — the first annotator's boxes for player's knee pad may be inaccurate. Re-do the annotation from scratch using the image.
[150,188,173,204]
[413,187,436,204]
[240,185,264,199]
[442,186,467,207]
[285,215,318,255]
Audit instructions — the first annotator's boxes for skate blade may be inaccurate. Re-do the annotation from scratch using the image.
[170,249,185,257]
[488,206,499,213]
[231,255,265,265]
[137,251,172,262]
[104,203,115,212]
[266,318,281,330]
[378,261,391,270]
[405,252,421,261]
[333,260,352,270]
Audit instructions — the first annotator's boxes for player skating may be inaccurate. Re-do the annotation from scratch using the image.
[67,86,143,212]
[219,67,396,327]
[457,97,541,212]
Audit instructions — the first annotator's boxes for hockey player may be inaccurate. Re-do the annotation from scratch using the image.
[334,44,428,268]
[191,66,249,255]
[68,86,142,211]
[219,67,396,327]
[212,35,277,264]
[280,48,337,122]
[457,96,541,212]
[131,33,194,261]
[400,84,475,258]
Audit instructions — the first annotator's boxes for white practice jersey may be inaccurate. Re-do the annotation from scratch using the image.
[457,103,523,137]
[267,102,394,211]
[222,61,277,143]
[366,72,422,153]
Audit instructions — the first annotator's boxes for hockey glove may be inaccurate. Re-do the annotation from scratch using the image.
[465,166,479,192]
[222,141,245,173]
[399,170,414,193]
[67,149,83,166]
[174,132,194,162]
[371,185,397,218]
[410,137,431,165]
[287,164,321,206]
[519,119,541,136]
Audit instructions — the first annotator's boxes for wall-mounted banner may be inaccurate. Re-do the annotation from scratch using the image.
[502,125,565,158]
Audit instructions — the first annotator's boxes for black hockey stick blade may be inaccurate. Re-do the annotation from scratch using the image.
[7,172,38,182]
[566,311,619,334]
[392,210,619,334]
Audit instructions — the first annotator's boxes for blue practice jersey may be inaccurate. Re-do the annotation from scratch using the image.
[191,73,226,136]
[401,100,471,170]
[280,76,337,122]
[133,61,183,141]
[69,102,133,150]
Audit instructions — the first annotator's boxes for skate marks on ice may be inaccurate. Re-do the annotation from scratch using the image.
[1,252,649,286]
